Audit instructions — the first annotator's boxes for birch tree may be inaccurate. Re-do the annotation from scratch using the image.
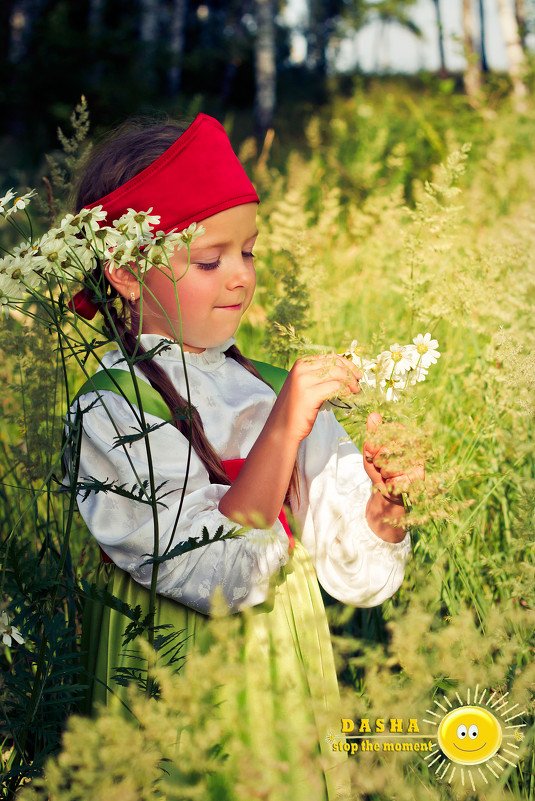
[167,0,188,95]
[254,0,276,140]
[478,0,489,72]
[88,0,105,39]
[139,0,160,91]
[514,0,527,48]
[462,0,481,98]
[496,0,529,104]
[431,0,447,74]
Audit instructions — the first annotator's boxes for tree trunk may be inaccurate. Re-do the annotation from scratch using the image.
[88,0,105,38]
[432,0,447,75]
[254,0,277,141]
[8,0,48,64]
[167,0,187,95]
[478,0,489,72]
[462,0,481,98]
[306,0,328,77]
[139,0,160,92]
[496,0,529,104]
[139,0,159,44]
[514,0,527,49]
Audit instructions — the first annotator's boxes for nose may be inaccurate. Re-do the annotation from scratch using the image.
[226,253,255,289]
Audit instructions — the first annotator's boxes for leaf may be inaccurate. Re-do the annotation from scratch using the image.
[141,524,245,566]
[74,476,173,507]
[112,340,174,364]
[110,420,177,448]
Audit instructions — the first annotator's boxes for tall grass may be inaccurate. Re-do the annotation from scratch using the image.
[1,85,534,799]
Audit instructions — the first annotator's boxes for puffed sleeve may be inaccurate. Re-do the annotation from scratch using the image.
[67,391,290,614]
[290,409,411,607]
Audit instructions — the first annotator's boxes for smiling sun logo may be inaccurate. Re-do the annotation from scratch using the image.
[423,686,525,790]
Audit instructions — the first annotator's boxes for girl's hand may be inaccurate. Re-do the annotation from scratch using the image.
[362,412,425,504]
[271,354,362,445]
[362,412,424,543]
[220,354,360,528]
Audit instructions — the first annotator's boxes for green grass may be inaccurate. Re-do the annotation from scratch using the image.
[1,82,534,799]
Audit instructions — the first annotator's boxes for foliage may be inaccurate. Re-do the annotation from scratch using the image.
[1,85,535,799]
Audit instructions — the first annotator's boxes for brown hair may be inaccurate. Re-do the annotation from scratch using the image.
[75,120,299,501]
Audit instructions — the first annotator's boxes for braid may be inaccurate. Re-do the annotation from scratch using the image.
[105,304,232,487]
[76,118,299,508]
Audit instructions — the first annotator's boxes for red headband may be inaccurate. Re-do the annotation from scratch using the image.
[87,113,259,232]
[70,113,259,318]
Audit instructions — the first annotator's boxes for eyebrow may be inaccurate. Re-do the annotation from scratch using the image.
[191,230,259,250]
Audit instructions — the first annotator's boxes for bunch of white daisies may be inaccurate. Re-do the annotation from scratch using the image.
[342,335,440,402]
[0,189,202,315]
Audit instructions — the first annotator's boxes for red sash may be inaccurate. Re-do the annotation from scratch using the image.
[221,458,294,550]
[99,457,294,563]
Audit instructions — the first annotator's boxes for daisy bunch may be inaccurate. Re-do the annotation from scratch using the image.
[341,333,440,402]
[0,190,201,317]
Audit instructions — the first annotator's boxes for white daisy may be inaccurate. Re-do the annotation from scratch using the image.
[0,610,25,647]
[412,332,440,368]
[0,189,15,214]
[4,190,37,217]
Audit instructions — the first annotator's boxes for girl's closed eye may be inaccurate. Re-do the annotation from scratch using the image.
[196,258,221,271]
[196,251,255,270]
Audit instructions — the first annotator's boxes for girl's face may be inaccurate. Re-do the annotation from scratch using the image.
[140,203,257,352]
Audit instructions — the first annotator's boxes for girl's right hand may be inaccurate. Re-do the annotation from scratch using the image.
[219,355,361,528]
[271,355,362,444]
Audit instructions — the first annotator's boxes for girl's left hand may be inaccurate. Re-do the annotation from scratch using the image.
[362,412,425,506]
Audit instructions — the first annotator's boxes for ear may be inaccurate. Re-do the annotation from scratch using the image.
[104,263,140,302]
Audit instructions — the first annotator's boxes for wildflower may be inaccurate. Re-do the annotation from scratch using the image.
[0,272,29,304]
[412,332,441,369]
[0,611,25,647]
[64,206,109,238]
[113,208,161,238]
[384,343,415,374]
[408,364,429,385]
[0,188,15,213]
[79,206,108,228]
[338,332,440,402]
[381,378,405,402]
[31,232,71,275]
[104,235,146,273]
[69,238,99,274]
[144,229,187,265]
[4,189,37,216]
[179,222,206,247]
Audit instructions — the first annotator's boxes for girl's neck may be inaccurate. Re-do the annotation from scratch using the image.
[139,325,206,353]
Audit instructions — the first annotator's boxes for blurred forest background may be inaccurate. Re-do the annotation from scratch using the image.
[1,0,534,174]
[1,1,535,799]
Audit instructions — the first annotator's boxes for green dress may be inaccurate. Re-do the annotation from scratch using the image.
[75,362,349,800]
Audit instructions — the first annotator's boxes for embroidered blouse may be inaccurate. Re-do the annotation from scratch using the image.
[70,335,411,613]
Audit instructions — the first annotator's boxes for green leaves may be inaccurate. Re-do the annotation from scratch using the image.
[74,476,174,507]
[142,525,245,567]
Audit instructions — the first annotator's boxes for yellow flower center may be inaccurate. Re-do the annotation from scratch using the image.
[391,351,403,362]
[417,343,428,354]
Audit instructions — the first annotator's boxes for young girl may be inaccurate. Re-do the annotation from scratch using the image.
[68,113,415,799]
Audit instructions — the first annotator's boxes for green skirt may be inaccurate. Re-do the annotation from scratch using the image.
[81,541,348,800]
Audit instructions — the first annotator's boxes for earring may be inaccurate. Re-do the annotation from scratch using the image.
[130,291,136,304]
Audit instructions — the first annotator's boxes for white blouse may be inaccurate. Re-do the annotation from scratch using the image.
[69,335,411,614]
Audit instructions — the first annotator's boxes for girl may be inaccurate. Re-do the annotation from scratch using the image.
[68,113,415,799]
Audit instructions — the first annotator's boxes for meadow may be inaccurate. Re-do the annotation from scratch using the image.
[0,81,534,799]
